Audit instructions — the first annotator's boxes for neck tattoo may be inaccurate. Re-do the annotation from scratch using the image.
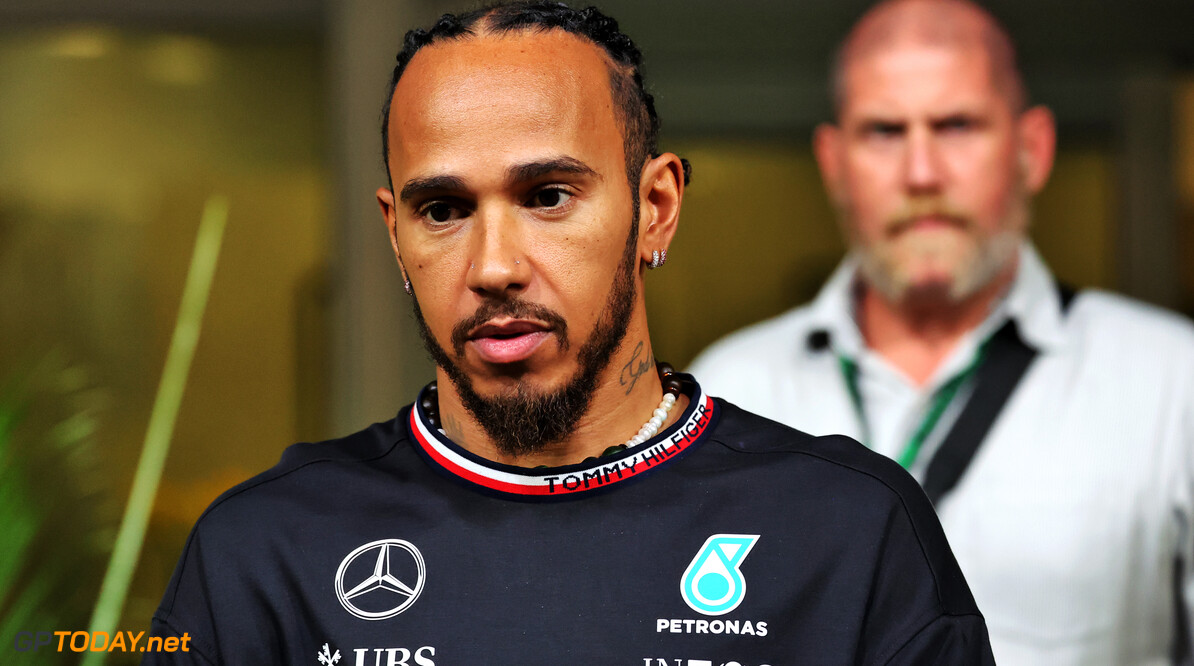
[421,362,683,466]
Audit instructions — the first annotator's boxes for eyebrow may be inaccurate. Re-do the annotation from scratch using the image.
[398,157,601,205]
[399,174,469,204]
[507,157,601,184]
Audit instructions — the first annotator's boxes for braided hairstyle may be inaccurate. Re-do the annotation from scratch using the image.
[380,1,690,201]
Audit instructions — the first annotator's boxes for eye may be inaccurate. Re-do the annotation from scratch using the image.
[862,121,905,140]
[935,115,978,134]
[418,200,469,225]
[527,187,573,209]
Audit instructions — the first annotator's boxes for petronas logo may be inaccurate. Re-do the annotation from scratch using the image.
[680,534,759,616]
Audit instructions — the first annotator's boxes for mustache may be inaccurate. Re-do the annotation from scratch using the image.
[885,198,971,235]
[450,297,569,357]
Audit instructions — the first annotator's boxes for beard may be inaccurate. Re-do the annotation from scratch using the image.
[411,216,639,458]
[849,192,1026,305]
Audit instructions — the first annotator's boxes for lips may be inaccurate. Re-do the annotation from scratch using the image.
[889,215,965,237]
[467,319,553,364]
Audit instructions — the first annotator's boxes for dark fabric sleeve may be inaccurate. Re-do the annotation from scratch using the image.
[140,617,217,666]
[881,613,995,666]
[141,527,222,666]
[830,434,995,666]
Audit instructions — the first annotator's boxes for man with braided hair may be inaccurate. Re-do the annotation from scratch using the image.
[146,3,994,663]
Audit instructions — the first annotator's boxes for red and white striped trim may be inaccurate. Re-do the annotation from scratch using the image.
[409,385,716,498]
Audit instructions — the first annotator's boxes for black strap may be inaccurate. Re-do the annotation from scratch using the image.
[920,319,1036,504]
[1057,283,1078,313]
[919,283,1077,505]
[1174,553,1192,665]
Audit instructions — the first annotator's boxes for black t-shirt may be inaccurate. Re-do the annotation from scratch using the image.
[146,377,994,665]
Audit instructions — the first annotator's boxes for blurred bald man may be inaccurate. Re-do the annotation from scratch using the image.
[691,0,1194,663]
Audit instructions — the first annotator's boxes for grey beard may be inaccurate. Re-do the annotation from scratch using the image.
[856,228,1020,305]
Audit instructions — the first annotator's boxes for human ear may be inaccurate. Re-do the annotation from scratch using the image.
[376,186,409,280]
[637,152,685,267]
[1017,106,1056,194]
[813,123,847,206]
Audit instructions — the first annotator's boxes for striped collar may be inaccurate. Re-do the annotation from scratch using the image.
[408,375,718,501]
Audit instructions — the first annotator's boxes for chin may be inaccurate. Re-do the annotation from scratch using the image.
[899,250,1013,305]
[864,231,1007,303]
[900,276,966,305]
[860,253,960,304]
[468,361,573,394]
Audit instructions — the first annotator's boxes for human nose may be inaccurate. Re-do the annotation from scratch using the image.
[904,126,943,194]
[464,205,531,297]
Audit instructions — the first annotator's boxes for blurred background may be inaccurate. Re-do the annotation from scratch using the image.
[0,0,1192,662]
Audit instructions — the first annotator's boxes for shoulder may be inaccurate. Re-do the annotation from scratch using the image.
[692,305,813,366]
[688,305,814,385]
[1070,290,1194,345]
[152,410,412,627]
[176,411,410,552]
[709,400,932,509]
[706,401,978,615]
[1066,291,1194,374]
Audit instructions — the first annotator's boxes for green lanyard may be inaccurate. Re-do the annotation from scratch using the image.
[837,339,991,469]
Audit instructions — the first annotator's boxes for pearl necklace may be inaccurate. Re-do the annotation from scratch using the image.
[420,363,683,464]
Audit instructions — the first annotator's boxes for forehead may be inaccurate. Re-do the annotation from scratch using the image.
[841,41,1001,117]
[387,29,621,176]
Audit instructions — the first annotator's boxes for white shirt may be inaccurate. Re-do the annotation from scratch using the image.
[689,243,1194,665]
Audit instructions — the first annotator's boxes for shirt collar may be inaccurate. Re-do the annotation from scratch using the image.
[407,374,718,501]
[1001,242,1068,351]
[801,241,1067,358]
[804,256,868,358]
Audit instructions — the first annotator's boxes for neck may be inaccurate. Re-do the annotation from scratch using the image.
[859,261,1017,386]
[434,330,689,467]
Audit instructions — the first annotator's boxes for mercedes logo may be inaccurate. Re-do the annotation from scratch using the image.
[334,539,426,620]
